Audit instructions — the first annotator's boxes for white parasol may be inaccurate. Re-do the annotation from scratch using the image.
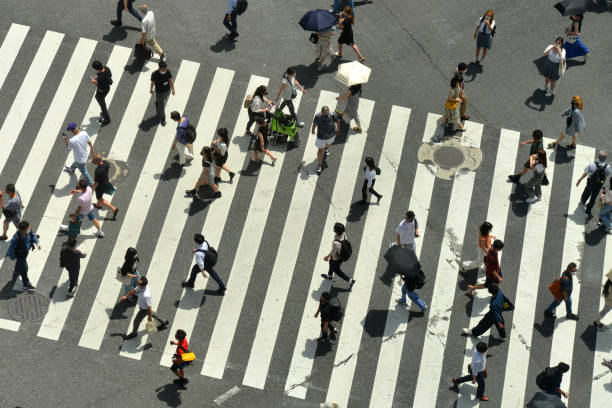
[334,61,371,86]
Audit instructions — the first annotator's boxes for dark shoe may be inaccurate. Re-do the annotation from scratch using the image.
[113,207,119,220]
[124,332,137,340]
[23,284,36,293]
[98,118,111,126]
[216,287,226,295]
[213,191,222,199]
[229,172,235,182]
[181,280,194,289]
[451,378,459,389]
[185,189,196,197]
[160,53,167,61]
[566,313,579,320]
[461,115,470,121]
[316,166,322,174]
[376,195,383,204]
[544,310,556,319]
[349,279,356,290]
[162,320,170,326]
[214,177,221,184]
[329,330,337,340]
[508,174,520,183]
[111,20,122,26]
[160,119,166,127]
[321,274,332,280]
[0,235,8,241]
[541,175,549,185]
[594,320,604,329]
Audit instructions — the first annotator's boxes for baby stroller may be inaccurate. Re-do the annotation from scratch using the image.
[269,105,301,146]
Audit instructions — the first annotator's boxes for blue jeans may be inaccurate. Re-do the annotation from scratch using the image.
[399,284,427,311]
[69,161,93,186]
[333,0,355,13]
[456,370,486,397]
[187,264,226,290]
[600,204,612,228]
[116,0,142,24]
[223,11,238,36]
[546,297,572,315]
[13,257,31,286]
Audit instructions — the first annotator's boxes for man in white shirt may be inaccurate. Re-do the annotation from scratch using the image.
[182,233,226,294]
[452,341,489,401]
[139,4,165,60]
[63,122,94,186]
[121,276,169,340]
[396,210,419,252]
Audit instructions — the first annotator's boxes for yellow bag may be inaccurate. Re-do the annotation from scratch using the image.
[181,352,196,362]
[445,99,458,111]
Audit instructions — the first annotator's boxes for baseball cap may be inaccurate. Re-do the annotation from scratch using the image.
[66,122,77,131]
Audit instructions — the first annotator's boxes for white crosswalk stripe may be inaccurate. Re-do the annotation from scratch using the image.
[1,23,611,408]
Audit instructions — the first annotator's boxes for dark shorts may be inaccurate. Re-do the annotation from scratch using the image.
[171,362,188,371]
[214,153,228,167]
[77,211,95,222]
[484,275,500,288]
[95,186,106,200]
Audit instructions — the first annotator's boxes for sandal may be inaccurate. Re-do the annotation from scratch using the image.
[334,109,344,116]
[547,141,558,148]
[359,57,366,62]
[352,126,362,133]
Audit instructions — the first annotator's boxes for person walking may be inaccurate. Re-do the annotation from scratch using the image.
[185,146,221,199]
[274,68,305,127]
[540,37,566,97]
[575,150,611,218]
[7,221,39,293]
[395,211,419,252]
[111,0,142,26]
[537,363,570,399]
[564,14,589,62]
[60,237,87,297]
[63,122,94,186]
[118,247,141,301]
[139,4,165,60]
[315,291,338,341]
[508,130,549,184]
[321,222,356,289]
[396,270,427,311]
[334,6,366,62]
[451,342,489,401]
[594,268,612,329]
[441,77,466,132]
[544,263,579,320]
[170,111,194,166]
[460,221,495,272]
[361,156,382,204]
[211,128,235,183]
[524,149,548,204]
[597,178,612,233]
[0,184,24,241]
[60,179,105,238]
[312,106,340,174]
[473,10,495,66]
[150,60,175,126]
[245,85,272,135]
[467,239,503,295]
[91,60,113,126]
[91,154,119,220]
[335,84,363,133]
[182,233,226,294]
[315,29,334,69]
[121,276,170,340]
[463,283,509,339]
[453,62,469,121]
[223,0,239,40]
[170,329,190,386]
[548,95,585,149]
[252,118,277,165]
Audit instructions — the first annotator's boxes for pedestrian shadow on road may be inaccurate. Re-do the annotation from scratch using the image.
[463,62,482,83]
[186,194,212,216]
[509,183,529,218]
[585,224,606,247]
[363,309,388,337]
[124,58,148,75]
[347,200,368,222]
[102,26,140,43]
[157,162,185,182]
[533,318,555,339]
[524,89,554,112]
[379,263,396,287]
[139,115,161,132]
[579,324,598,351]
[292,59,342,91]
[0,277,19,300]
[155,382,183,407]
[209,36,237,53]
[108,298,132,320]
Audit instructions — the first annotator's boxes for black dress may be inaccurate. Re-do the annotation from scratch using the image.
[338,18,354,45]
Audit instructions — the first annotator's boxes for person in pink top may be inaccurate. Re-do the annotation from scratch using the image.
[61,179,104,238]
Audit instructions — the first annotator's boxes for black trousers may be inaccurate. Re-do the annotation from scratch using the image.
[320,319,335,337]
[581,183,601,213]
[130,307,167,336]
[329,259,351,282]
[95,91,110,122]
[67,267,80,291]
[223,11,238,36]
[362,179,382,201]
[471,310,506,338]
[279,99,298,121]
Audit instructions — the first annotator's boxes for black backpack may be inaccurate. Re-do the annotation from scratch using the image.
[329,296,344,322]
[185,124,197,144]
[198,240,218,267]
[413,270,426,289]
[588,162,608,188]
[14,231,35,258]
[235,0,248,15]
[536,367,558,393]
[336,237,352,262]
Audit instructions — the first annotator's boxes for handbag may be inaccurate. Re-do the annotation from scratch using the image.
[309,32,319,44]
[116,266,133,286]
[68,220,81,238]
[596,194,605,209]
[181,352,196,362]
[445,99,458,111]
[548,278,564,302]
[559,58,566,77]
[146,320,158,334]
[106,183,116,196]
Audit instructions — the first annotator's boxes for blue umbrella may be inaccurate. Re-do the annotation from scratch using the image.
[298,9,336,32]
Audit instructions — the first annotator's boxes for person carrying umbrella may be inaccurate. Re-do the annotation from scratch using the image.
[396,270,427,312]
[335,84,363,133]
[298,9,337,69]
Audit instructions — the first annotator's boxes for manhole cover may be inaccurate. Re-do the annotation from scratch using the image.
[433,146,465,169]
[8,293,49,323]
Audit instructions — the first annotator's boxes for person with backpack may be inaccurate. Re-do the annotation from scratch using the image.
[182,233,225,294]
[451,342,489,401]
[473,10,495,67]
[314,291,339,341]
[170,111,195,166]
[60,238,87,297]
[396,271,427,312]
[395,210,419,252]
[594,268,612,329]
[524,149,548,204]
[321,222,356,290]
[118,247,141,301]
[224,0,247,40]
[575,150,611,218]
[536,362,570,399]
[548,95,585,149]
[335,84,363,134]
[544,263,579,320]
[7,221,39,293]
[463,283,510,339]
[467,239,503,295]
[211,128,235,183]
[361,156,382,204]
[170,329,190,386]
[0,183,24,241]
[508,130,549,185]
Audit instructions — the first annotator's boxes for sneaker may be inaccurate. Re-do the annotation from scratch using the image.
[160,53,167,61]
[214,177,221,184]
[160,118,166,127]
[321,274,332,280]
[229,172,235,182]
[546,90,553,97]
[216,287,226,295]
[349,279,356,290]
[64,165,75,174]
[98,118,111,126]
[461,328,473,336]
[213,191,222,199]
[507,174,520,183]
[111,20,122,26]
[124,332,137,340]
[185,189,196,197]
[59,224,69,232]
[297,120,305,128]
[94,230,105,238]
[451,378,459,389]
[67,284,78,298]
[525,196,540,204]
[181,280,194,289]
[539,85,548,92]
[544,310,556,319]
[23,284,36,293]
[566,313,579,320]
[316,166,322,174]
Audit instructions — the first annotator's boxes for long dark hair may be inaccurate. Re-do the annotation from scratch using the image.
[479,221,493,236]
[349,84,362,96]
[217,128,229,144]
[365,156,377,170]
[536,149,547,168]
[254,85,267,98]
[202,146,213,162]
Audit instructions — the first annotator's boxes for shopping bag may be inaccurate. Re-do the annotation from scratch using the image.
[146,321,158,334]
[68,221,81,238]
[134,43,152,60]
[548,279,564,302]
[181,352,196,362]
[106,183,116,196]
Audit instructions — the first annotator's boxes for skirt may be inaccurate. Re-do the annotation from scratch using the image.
[542,58,561,82]
[563,37,589,59]
[476,31,492,49]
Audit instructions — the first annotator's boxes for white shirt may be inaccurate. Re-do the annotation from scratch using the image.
[68,131,90,164]
[281,76,296,100]
[251,95,266,112]
[545,45,566,63]
[141,11,157,39]
[585,161,612,177]
[227,0,238,14]
[195,241,209,270]
[476,18,495,34]
[135,285,153,310]
[364,167,376,188]
[76,186,94,215]
[470,350,486,374]
[396,219,418,245]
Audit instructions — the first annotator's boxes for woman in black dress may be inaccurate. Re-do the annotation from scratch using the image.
[334,6,365,62]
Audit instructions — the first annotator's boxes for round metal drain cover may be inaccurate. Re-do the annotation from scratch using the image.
[8,293,49,323]
[433,146,465,169]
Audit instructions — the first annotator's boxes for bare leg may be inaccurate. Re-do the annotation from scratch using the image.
[92,218,102,232]
[97,198,117,213]
[264,149,277,161]
[253,150,260,161]
[336,43,343,57]
[475,47,481,60]
[481,48,488,61]
[1,221,9,238]
[351,44,365,61]
[317,148,324,166]
[550,81,556,92]
[214,165,221,178]
[221,164,232,174]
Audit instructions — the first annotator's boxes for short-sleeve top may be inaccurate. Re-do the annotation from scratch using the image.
[250,95,266,112]
[281,76,295,101]
[151,69,172,93]
[545,45,566,63]
[530,139,544,155]
[476,18,495,34]
[94,160,111,189]
[77,187,94,215]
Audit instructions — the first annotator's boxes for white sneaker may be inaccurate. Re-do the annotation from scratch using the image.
[546,90,553,97]
[462,328,472,336]
[94,230,105,238]
[539,85,548,92]
[59,224,69,232]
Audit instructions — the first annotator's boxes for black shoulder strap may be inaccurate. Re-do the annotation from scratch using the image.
[195,249,206,253]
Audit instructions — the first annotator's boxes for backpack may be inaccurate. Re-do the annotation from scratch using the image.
[244,94,253,109]
[14,231,35,258]
[335,237,352,262]
[413,270,426,289]
[328,296,344,322]
[197,240,218,267]
[185,124,197,144]
[235,0,248,15]
[536,367,558,393]
[480,17,497,37]
[588,162,608,188]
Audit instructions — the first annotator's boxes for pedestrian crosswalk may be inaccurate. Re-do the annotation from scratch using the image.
[1,23,611,408]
